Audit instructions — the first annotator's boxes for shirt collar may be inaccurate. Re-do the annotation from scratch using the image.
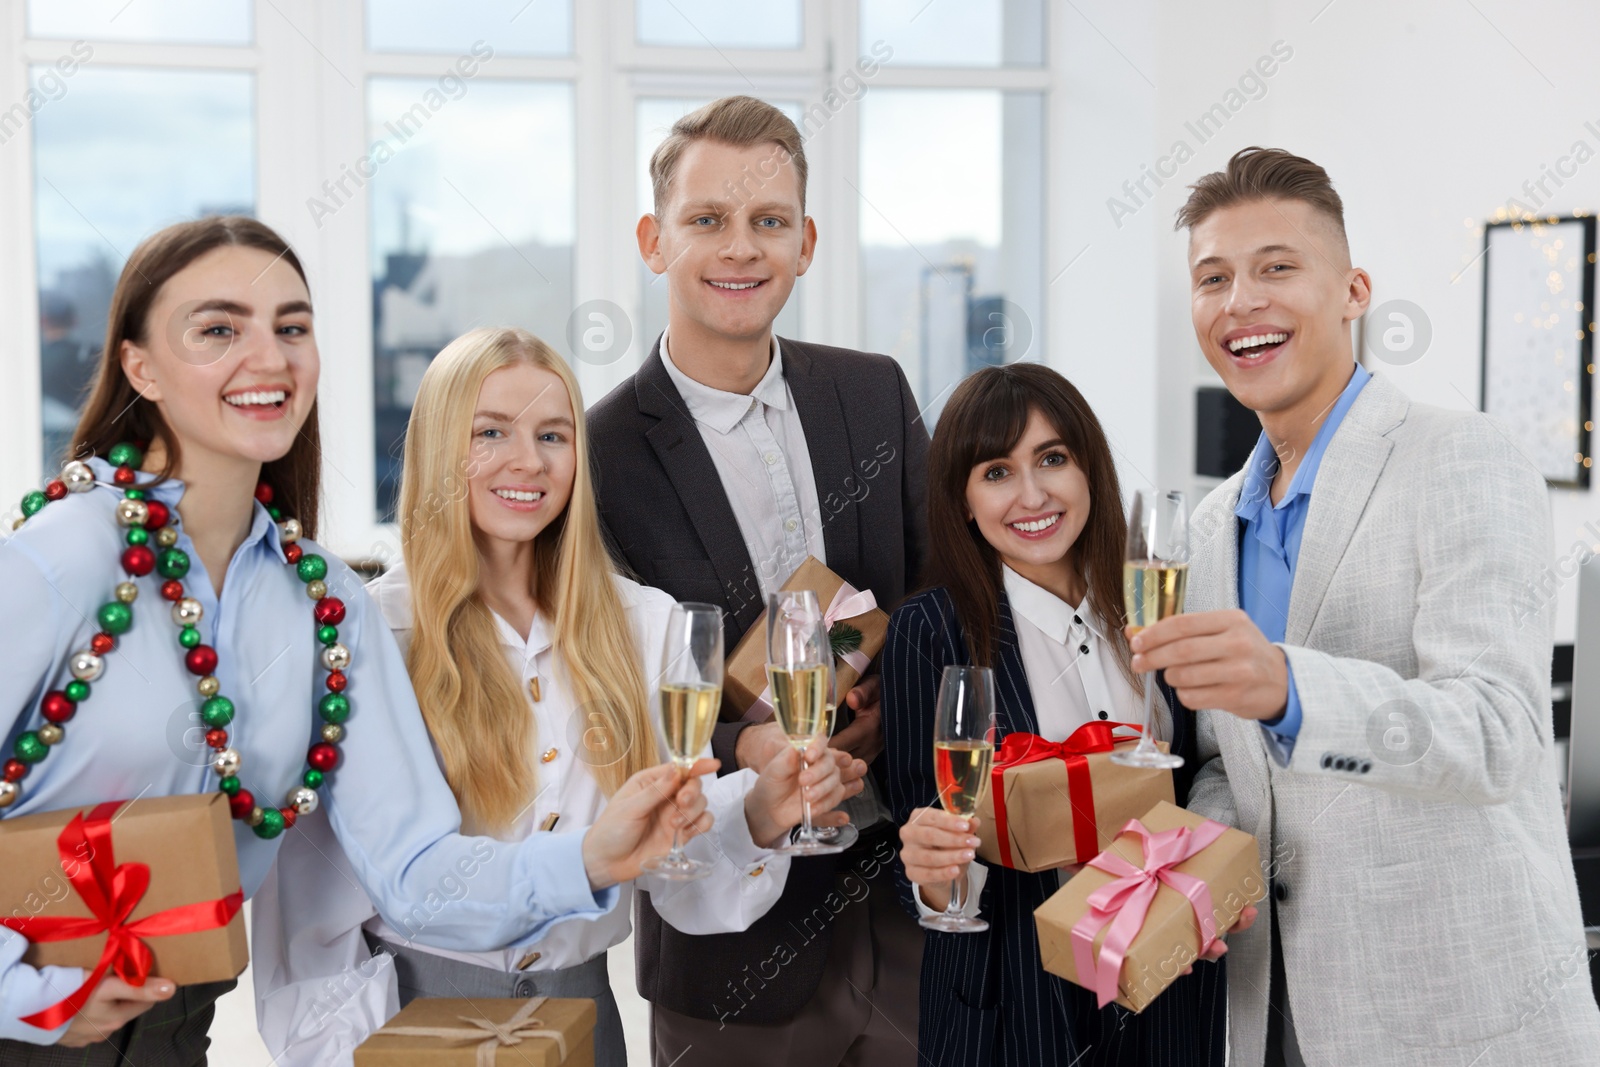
[660,333,788,434]
[1002,565,1103,646]
[490,606,553,662]
[84,457,285,562]
[1235,362,1372,521]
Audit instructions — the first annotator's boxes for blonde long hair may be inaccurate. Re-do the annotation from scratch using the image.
[398,327,655,833]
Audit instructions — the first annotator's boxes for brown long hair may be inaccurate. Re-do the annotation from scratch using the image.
[922,363,1133,679]
[70,216,322,537]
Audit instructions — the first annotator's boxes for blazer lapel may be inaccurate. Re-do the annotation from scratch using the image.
[782,340,863,581]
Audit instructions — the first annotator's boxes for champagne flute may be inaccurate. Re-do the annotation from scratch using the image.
[767,591,858,855]
[641,603,723,881]
[1113,489,1188,770]
[921,665,996,933]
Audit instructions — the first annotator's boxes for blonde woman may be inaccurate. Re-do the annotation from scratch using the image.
[256,327,861,1067]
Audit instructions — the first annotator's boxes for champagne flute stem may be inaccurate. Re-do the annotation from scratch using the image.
[946,871,964,920]
[1141,670,1157,753]
[668,765,689,862]
[799,754,815,841]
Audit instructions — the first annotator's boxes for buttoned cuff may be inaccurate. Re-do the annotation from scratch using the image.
[914,860,988,919]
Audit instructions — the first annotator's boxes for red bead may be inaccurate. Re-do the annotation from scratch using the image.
[279,808,297,829]
[255,483,274,505]
[90,632,115,655]
[43,480,66,501]
[205,728,229,749]
[284,544,303,565]
[143,500,170,530]
[160,580,185,601]
[113,466,136,486]
[121,545,156,577]
[307,743,338,772]
[185,645,218,676]
[313,597,346,626]
[4,759,27,782]
[229,790,255,819]
[325,670,347,693]
[41,691,75,723]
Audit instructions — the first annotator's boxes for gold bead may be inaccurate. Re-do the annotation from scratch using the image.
[0,780,19,808]
[248,806,264,827]
[306,579,327,600]
[155,527,179,548]
[321,723,344,743]
[279,517,302,544]
[198,675,220,697]
[11,517,24,532]
[115,499,148,527]
[38,724,63,745]
[115,581,138,604]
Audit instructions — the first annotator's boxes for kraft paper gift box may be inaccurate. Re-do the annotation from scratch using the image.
[1035,800,1266,1012]
[722,556,889,722]
[355,996,596,1066]
[975,724,1175,873]
[0,792,247,1027]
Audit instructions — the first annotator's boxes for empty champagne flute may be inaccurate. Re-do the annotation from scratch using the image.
[922,664,996,934]
[1114,489,1188,770]
[641,602,723,881]
[767,590,857,856]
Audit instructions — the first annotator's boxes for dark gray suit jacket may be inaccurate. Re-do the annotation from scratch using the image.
[587,335,930,1023]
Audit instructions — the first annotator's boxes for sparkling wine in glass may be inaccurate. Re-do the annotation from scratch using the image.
[920,665,996,934]
[641,603,723,881]
[1113,489,1187,770]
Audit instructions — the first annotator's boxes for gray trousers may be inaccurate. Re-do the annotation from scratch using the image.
[365,932,624,1067]
[0,978,234,1067]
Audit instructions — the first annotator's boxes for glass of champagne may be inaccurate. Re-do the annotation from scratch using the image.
[922,664,996,933]
[1114,489,1188,770]
[641,602,723,881]
[767,590,858,856]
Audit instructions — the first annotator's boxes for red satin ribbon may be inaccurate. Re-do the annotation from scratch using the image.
[0,801,244,1031]
[989,721,1140,868]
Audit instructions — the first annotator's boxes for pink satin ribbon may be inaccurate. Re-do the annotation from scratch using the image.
[742,582,879,723]
[1068,816,1227,1008]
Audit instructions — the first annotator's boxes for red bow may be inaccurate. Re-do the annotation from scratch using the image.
[991,722,1140,868]
[0,801,243,1031]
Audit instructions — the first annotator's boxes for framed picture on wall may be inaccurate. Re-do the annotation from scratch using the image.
[1480,213,1596,489]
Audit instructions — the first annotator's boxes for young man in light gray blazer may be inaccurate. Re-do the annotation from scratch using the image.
[1132,147,1600,1066]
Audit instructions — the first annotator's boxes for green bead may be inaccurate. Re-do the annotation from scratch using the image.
[126,526,149,546]
[97,601,133,635]
[14,732,47,763]
[123,488,145,501]
[219,775,241,796]
[318,693,350,724]
[268,505,282,521]
[64,680,90,703]
[20,491,47,517]
[317,624,338,645]
[179,625,201,649]
[156,547,190,579]
[252,808,286,839]
[296,554,328,583]
[302,768,324,790]
[107,442,142,468]
[201,696,235,727]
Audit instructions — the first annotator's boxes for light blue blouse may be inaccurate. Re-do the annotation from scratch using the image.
[0,459,616,1043]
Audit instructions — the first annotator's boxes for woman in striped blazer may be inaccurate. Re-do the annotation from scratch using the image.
[881,363,1227,1066]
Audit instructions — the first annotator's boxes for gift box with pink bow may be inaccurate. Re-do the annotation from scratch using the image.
[1035,800,1267,1012]
[722,556,888,722]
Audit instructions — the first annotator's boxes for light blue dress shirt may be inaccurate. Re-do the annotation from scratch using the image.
[0,460,616,1043]
[1235,363,1371,765]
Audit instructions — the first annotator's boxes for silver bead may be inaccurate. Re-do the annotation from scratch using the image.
[69,650,104,682]
[248,806,264,827]
[37,724,63,745]
[321,723,344,743]
[320,643,351,671]
[61,461,95,493]
[211,747,242,776]
[0,780,18,808]
[115,581,138,604]
[172,598,204,626]
[287,786,319,815]
[305,579,327,601]
[115,499,149,527]
[279,518,302,544]
[155,527,179,548]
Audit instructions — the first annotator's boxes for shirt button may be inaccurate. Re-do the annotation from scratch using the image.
[1097,710,1109,720]
[1073,615,1083,625]
[1080,644,1090,655]
[540,747,558,763]
[764,452,778,465]
[785,518,798,532]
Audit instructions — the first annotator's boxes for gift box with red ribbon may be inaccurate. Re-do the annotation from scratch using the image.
[1035,800,1266,1012]
[0,792,247,1030]
[355,996,596,1066]
[974,722,1175,873]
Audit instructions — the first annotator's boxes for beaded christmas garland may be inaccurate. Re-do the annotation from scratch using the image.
[5,443,348,839]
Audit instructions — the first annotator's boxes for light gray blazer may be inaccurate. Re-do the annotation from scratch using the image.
[1185,372,1600,1066]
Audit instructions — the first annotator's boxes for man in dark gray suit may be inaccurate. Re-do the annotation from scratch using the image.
[587,96,929,1066]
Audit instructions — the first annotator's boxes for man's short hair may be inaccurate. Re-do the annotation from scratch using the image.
[1175,146,1346,246]
[649,95,808,216]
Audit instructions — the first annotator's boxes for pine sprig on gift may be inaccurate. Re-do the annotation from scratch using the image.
[829,621,863,659]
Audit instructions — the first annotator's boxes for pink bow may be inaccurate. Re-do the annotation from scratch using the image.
[742,582,879,723]
[1069,817,1226,1008]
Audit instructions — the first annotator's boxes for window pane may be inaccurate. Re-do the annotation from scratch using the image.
[636,97,802,354]
[860,0,1043,67]
[370,77,574,520]
[367,0,571,57]
[28,0,252,44]
[635,0,801,49]
[858,90,1044,422]
[35,67,255,474]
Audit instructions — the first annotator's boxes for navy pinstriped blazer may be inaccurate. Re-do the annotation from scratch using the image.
[881,587,1227,1067]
